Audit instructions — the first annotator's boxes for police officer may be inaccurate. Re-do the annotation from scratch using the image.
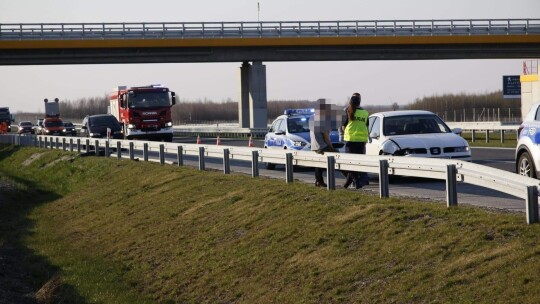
[343,93,370,189]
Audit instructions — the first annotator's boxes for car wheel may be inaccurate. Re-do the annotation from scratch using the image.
[517,152,536,178]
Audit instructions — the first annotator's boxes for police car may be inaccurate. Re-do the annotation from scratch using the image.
[264,108,342,169]
[516,101,540,178]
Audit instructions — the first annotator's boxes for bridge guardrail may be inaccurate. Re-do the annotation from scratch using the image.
[2,134,539,224]
[1,19,539,41]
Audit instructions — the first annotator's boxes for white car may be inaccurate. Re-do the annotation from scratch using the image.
[516,101,540,178]
[366,110,471,160]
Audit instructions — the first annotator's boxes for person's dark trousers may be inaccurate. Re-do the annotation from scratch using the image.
[314,146,334,187]
[344,141,369,188]
[315,167,325,185]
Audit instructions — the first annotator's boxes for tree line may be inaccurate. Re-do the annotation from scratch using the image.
[407,90,521,122]
[14,90,521,124]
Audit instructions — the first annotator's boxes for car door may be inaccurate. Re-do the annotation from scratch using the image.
[266,118,285,149]
[366,116,382,155]
[274,118,288,148]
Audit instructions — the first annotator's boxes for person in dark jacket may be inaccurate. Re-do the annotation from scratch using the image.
[342,93,370,189]
[310,99,337,187]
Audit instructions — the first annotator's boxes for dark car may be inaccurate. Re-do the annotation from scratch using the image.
[17,121,34,134]
[63,121,77,136]
[81,114,123,139]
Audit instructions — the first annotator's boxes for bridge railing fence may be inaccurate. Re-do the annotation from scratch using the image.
[2,19,539,40]
[1,133,539,224]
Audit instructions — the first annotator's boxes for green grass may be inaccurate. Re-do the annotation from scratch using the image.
[2,144,540,303]
[461,131,517,148]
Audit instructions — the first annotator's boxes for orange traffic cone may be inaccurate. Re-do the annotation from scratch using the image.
[216,135,221,145]
[248,135,254,147]
[197,134,201,144]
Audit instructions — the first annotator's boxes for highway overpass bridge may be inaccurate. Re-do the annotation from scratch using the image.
[2,19,540,127]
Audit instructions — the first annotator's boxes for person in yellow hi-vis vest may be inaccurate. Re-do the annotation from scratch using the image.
[342,93,370,189]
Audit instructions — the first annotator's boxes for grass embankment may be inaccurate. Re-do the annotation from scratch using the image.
[1,145,540,303]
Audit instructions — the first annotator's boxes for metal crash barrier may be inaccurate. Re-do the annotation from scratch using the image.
[2,134,540,224]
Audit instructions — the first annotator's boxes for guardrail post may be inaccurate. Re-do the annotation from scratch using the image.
[39,137,43,148]
[55,137,59,149]
[143,143,149,161]
[117,141,121,159]
[129,142,134,160]
[485,130,490,143]
[198,146,205,170]
[105,141,110,157]
[471,130,476,142]
[223,148,230,174]
[69,138,73,152]
[500,130,505,144]
[327,156,335,190]
[526,186,539,224]
[379,159,389,198]
[62,138,66,151]
[95,140,99,156]
[85,139,90,153]
[77,138,81,153]
[446,164,458,207]
[285,153,293,183]
[177,146,183,166]
[252,150,259,177]
[159,144,165,165]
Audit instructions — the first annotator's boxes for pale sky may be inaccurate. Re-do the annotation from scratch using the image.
[0,0,539,112]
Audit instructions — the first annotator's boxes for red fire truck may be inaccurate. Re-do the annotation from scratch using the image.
[110,85,176,142]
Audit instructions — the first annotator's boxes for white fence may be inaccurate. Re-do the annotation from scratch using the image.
[2,134,540,224]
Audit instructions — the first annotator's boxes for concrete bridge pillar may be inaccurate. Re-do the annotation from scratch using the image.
[239,61,268,128]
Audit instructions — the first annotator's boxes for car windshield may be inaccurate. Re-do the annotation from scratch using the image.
[89,116,119,129]
[64,122,74,127]
[20,122,32,127]
[44,120,63,127]
[0,109,9,120]
[287,116,310,134]
[128,92,170,108]
[383,114,451,135]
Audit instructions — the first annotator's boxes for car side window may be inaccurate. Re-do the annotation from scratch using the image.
[269,119,280,132]
[276,119,286,134]
[535,106,540,121]
[272,120,282,133]
[369,117,381,137]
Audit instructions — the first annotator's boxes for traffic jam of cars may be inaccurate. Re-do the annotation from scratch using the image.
[6,84,176,142]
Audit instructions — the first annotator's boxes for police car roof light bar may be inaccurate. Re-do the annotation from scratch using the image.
[284,108,315,116]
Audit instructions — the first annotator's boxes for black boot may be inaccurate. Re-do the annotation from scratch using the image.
[343,175,354,189]
[315,180,327,187]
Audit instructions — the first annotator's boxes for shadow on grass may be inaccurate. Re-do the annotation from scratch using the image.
[0,171,86,303]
